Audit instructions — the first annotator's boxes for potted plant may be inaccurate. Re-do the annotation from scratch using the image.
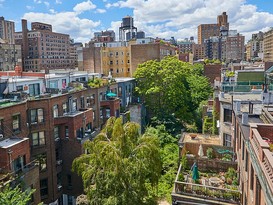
[206,148,214,159]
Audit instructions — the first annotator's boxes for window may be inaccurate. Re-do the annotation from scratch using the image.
[80,96,84,108]
[76,128,84,139]
[40,179,48,198]
[250,165,254,190]
[53,105,58,117]
[223,108,232,123]
[37,153,47,171]
[106,108,110,118]
[30,109,44,123]
[29,83,40,96]
[16,85,23,91]
[65,126,69,138]
[0,119,4,136]
[63,102,67,114]
[67,175,72,187]
[72,99,77,112]
[224,133,232,147]
[54,126,59,141]
[12,114,20,133]
[31,131,45,147]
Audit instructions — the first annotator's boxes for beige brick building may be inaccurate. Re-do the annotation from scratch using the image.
[264,28,273,62]
[78,40,177,77]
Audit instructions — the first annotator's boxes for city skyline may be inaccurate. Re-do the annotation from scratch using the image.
[1,0,273,43]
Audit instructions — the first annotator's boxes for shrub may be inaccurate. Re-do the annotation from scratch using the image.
[206,148,214,159]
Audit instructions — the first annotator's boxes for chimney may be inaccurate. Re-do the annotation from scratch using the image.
[22,19,29,69]
[242,112,248,125]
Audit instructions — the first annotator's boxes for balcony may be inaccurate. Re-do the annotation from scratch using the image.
[172,164,240,205]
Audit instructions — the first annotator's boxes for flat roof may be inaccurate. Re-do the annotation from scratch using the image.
[115,77,135,82]
[0,138,28,149]
[180,133,220,145]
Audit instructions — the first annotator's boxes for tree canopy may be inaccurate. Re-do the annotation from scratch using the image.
[0,184,36,205]
[134,56,212,130]
[72,117,162,205]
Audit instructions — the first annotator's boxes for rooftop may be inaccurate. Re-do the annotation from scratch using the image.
[180,133,220,145]
[0,138,28,149]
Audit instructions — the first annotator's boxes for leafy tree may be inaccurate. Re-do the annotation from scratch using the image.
[72,117,162,205]
[145,126,179,202]
[134,56,212,129]
[0,184,36,205]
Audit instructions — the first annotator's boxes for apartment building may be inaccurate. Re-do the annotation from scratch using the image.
[264,28,273,62]
[193,43,205,60]
[245,32,264,61]
[197,12,229,44]
[14,20,73,72]
[225,31,245,63]
[0,40,22,71]
[78,39,176,77]
[0,70,122,205]
[0,16,15,44]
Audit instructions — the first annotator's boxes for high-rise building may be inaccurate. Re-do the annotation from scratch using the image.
[0,39,22,71]
[15,20,73,72]
[0,16,15,44]
[93,30,115,42]
[264,28,273,62]
[198,12,229,44]
[225,31,245,63]
[245,31,264,61]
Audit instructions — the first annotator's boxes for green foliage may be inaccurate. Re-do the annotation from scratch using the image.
[204,59,221,65]
[222,154,232,161]
[145,125,179,202]
[72,117,162,205]
[225,71,235,77]
[180,154,188,171]
[88,77,103,88]
[0,184,37,205]
[203,116,213,134]
[206,148,214,159]
[225,168,237,181]
[134,56,212,129]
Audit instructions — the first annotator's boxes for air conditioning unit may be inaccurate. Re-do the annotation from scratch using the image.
[0,134,3,139]
[57,185,62,191]
[56,160,62,165]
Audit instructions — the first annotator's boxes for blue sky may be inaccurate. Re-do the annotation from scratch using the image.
[0,0,273,43]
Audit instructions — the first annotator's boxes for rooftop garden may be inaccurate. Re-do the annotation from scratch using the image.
[173,154,240,204]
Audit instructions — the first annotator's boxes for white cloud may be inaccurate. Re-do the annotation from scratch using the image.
[34,0,42,3]
[55,0,62,4]
[73,0,96,14]
[105,0,273,42]
[26,5,34,10]
[44,1,50,8]
[96,8,106,13]
[23,11,101,43]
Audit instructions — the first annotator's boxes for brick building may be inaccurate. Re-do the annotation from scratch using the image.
[0,40,22,71]
[14,20,73,72]
[197,12,229,44]
[0,71,121,205]
[0,16,15,44]
[264,28,273,62]
[78,39,176,77]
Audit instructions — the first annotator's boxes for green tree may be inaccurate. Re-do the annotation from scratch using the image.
[72,117,162,205]
[134,56,212,128]
[0,184,36,205]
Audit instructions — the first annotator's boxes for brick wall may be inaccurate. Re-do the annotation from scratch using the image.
[204,64,221,84]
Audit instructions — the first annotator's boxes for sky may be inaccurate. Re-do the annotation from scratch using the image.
[1,0,273,43]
